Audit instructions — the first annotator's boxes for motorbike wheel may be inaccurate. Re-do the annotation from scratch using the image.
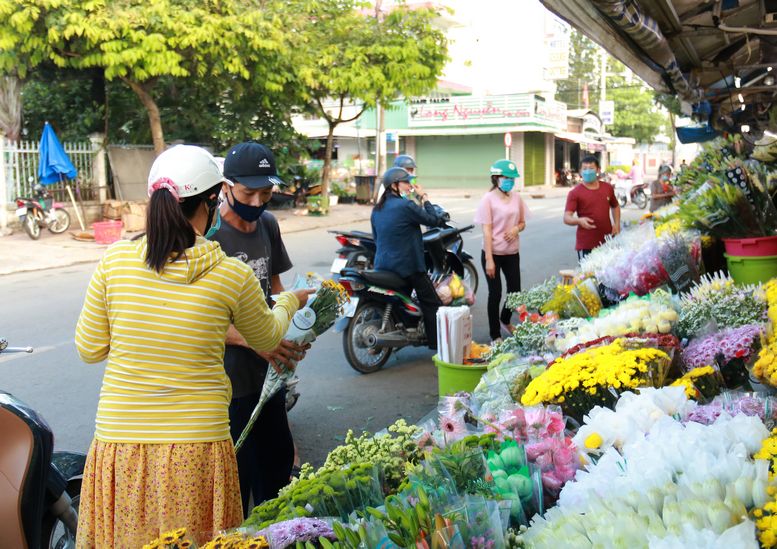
[343,302,392,374]
[633,190,648,209]
[462,259,479,294]
[616,193,627,209]
[41,479,81,549]
[48,208,71,234]
[24,212,41,240]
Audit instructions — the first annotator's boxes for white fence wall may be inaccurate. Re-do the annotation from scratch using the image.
[2,138,99,203]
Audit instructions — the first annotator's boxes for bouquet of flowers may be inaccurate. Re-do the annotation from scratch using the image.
[753,279,777,387]
[486,321,550,359]
[676,273,766,340]
[539,277,601,319]
[521,339,672,422]
[548,291,679,354]
[684,392,777,428]
[683,324,764,389]
[505,277,558,313]
[235,274,349,451]
[670,365,724,402]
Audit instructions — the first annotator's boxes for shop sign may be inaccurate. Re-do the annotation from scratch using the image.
[408,94,566,129]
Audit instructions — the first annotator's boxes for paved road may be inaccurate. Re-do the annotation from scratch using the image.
[0,193,617,466]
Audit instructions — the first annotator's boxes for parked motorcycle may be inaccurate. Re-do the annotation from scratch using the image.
[0,338,85,549]
[555,168,581,187]
[329,206,479,294]
[15,184,71,240]
[612,171,648,209]
[335,223,472,374]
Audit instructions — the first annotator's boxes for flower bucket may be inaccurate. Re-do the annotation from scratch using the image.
[433,354,487,397]
[724,253,777,285]
[722,236,777,257]
[93,220,123,245]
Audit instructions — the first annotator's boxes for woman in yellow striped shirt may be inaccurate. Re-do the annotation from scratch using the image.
[74,145,311,548]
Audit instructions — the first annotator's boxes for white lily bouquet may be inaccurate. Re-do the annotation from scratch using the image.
[235,273,349,452]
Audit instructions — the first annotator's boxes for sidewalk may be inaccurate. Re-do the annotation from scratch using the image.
[0,186,568,276]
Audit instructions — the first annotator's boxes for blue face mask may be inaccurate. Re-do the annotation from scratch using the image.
[498,178,515,192]
[581,168,598,183]
[229,188,267,222]
[204,198,221,239]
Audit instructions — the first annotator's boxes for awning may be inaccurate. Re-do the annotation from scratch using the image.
[554,131,607,151]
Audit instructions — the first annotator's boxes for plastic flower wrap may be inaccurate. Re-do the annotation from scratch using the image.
[235,274,349,451]
[523,396,772,549]
[670,365,724,402]
[676,272,766,340]
[486,439,544,523]
[471,354,547,417]
[684,392,777,428]
[256,518,335,549]
[548,291,679,354]
[521,339,672,422]
[572,386,694,459]
[683,323,764,389]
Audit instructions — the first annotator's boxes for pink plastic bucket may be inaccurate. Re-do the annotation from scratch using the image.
[722,236,777,257]
[93,220,123,245]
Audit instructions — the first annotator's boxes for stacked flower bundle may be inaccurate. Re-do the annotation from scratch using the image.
[520,339,672,422]
[676,273,766,340]
[547,291,679,354]
[753,279,777,386]
[683,324,764,388]
[522,388,773,549]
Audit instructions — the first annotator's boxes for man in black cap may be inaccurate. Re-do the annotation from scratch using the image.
[212,141,306,515]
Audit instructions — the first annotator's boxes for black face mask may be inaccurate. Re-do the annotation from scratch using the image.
[228,188,267,222]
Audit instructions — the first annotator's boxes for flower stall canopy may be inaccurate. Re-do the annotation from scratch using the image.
[540,0,777,137]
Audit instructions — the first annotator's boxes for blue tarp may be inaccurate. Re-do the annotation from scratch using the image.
[38,122,77,185]
[677,124,719,144]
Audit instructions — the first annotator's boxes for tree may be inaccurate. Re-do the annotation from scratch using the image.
[655,92,682,164]
[555,29,601,110]
[0,1,302,153]
[296,0,447,193]
[607,59,668,144]
[43,0,297,155]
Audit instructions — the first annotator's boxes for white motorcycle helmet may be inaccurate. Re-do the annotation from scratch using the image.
[147,145,232,199]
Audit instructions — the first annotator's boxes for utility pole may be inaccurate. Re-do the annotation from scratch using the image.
[372,0,385,203]
[599,48,608,171]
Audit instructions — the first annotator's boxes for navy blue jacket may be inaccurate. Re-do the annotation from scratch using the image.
[371,194,447,278]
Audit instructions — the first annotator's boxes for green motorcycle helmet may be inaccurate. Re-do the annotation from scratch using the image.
[490,159,520,179]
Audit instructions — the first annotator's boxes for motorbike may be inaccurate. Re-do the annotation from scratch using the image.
[328,206,479,294]
[0,338,85,549]
[335,221,472,374]
[612,171,649,209]
[555,168,581,187]
[15,185,71,240]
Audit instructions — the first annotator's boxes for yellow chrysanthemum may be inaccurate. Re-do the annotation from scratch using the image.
[584,433,603,449]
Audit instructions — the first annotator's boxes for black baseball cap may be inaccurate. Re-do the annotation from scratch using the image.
[223,141,285,189]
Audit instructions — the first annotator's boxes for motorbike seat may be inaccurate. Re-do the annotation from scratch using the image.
[343,230,373,240]
[0,406,35,549]
[361,270,408,290]
[423,227,456,244]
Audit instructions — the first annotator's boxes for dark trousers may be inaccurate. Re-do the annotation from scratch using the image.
[577,249,592,261]
[481,250,521,340]
[229,389,294,518]
[406,271,441,350]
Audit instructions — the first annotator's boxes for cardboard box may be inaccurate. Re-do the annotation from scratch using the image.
[102,200,123,220]
[121,202,147,232]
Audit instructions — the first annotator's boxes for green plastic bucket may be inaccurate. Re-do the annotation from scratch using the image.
[725,253,777,285]
[433,354,487,397]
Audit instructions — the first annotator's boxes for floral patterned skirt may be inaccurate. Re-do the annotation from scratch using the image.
[76,439,243,548]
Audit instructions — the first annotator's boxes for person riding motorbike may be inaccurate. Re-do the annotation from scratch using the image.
[371,167,447,349]
[376,154,418,201]
[393,154,417,176]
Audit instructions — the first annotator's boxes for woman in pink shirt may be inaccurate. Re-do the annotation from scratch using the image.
[474,159,527,342]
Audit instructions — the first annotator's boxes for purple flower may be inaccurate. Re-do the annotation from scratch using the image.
[259,518,335,548]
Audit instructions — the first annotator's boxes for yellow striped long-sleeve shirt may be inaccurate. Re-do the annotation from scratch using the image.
[75,236,299,443]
